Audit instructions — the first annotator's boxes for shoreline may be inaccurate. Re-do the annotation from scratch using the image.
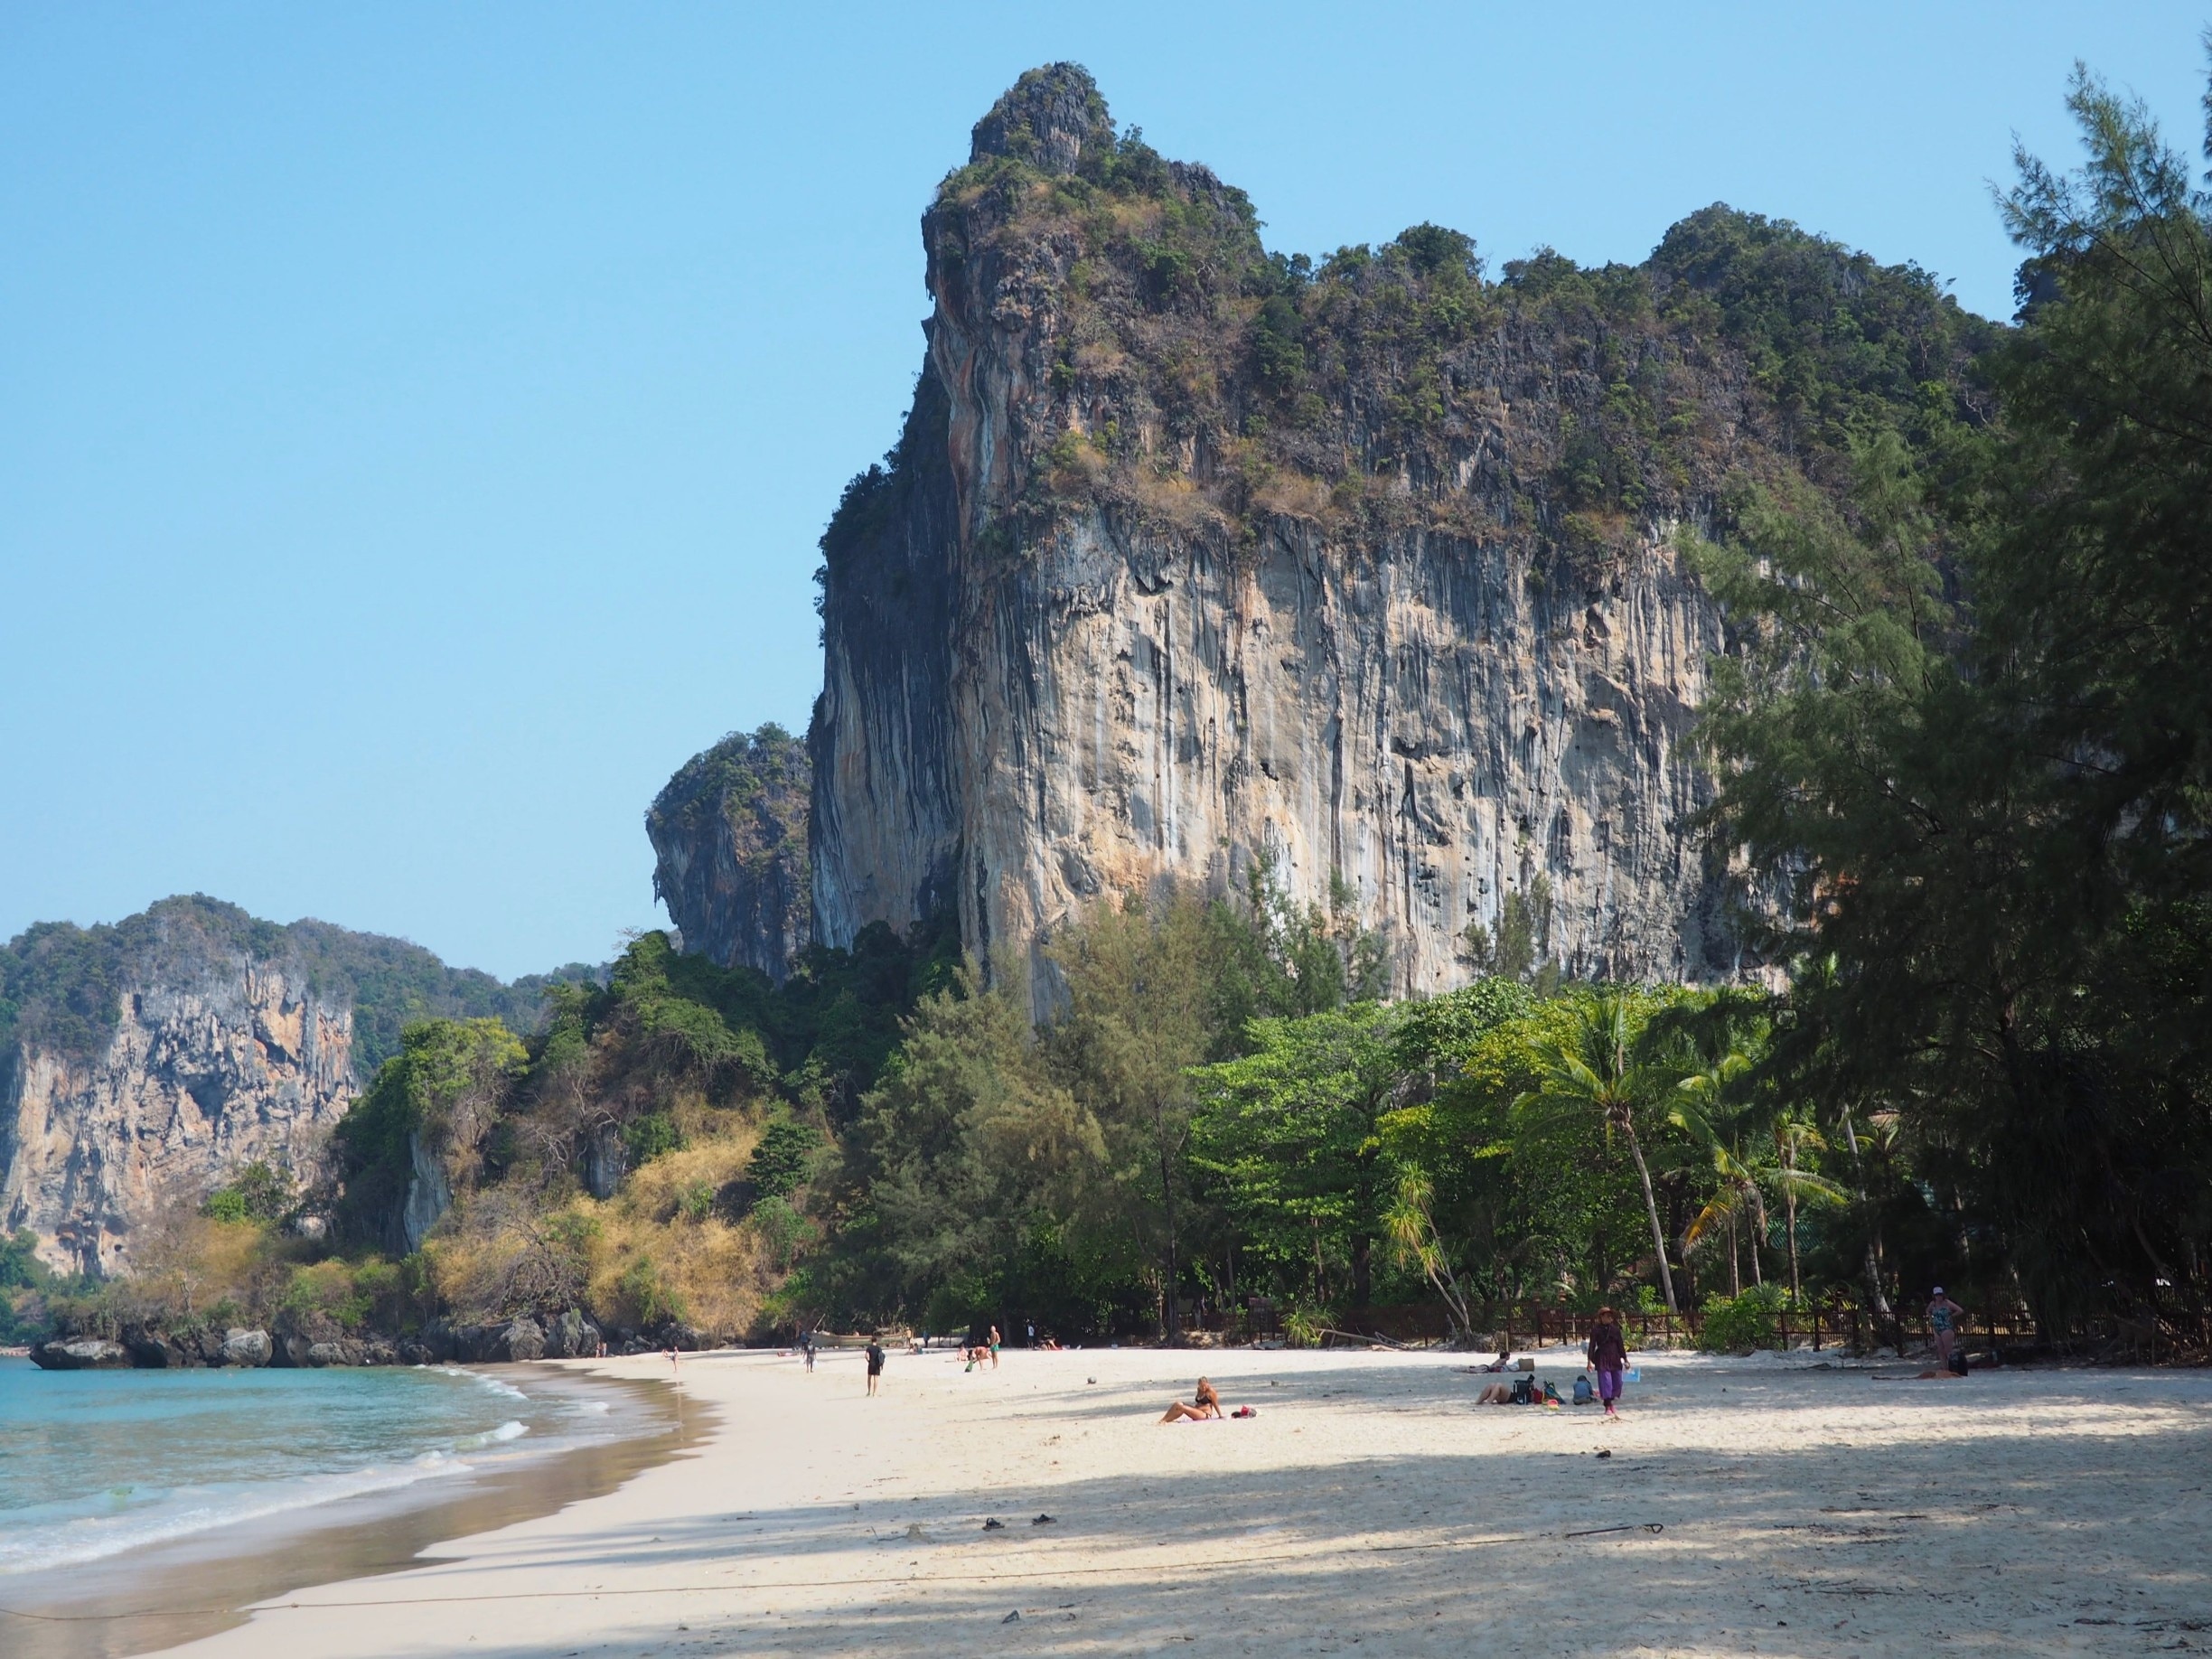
[0,1364,694,1659]
[98,1344,2212,1658]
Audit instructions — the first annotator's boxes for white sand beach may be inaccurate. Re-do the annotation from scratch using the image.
[155,1345,2211,1657]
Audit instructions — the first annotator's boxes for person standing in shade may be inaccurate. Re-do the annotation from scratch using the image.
[1927,1288,1967,1374]
[1584,1306,1628,1420]
[1026,1319,1036,1348]
[865,1336,885,1395]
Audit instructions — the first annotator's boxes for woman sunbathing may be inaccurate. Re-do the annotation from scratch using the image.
[1160,1378,1224,1422]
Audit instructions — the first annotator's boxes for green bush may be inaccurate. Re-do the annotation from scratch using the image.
[745,1113,821,1201]
[616,1257,687,1328]
[1696,1284,1787,1353]
[623,1111,685,1166]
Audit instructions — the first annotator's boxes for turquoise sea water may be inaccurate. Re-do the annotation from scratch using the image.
[0,1358,611,1576]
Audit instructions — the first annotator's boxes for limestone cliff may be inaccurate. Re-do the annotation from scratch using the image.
[648,726,811,981]
[0,895,590,1274]
[1,905,354,1275]
[792,64,1992,993]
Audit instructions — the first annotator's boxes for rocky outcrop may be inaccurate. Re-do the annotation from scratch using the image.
[798,65,1989,995]
[0,895,597,1276]
[29,1336,131,1369]
[648,726,812,981]
[544,1308,604,1358]
[221,1326,273,1366]
[1,929,356,1278]
[400,1129,454,1253]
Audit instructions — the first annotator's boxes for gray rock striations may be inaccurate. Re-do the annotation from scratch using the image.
[784,64,1993,994]
[0,895,591,1275]
[647,726,812,981]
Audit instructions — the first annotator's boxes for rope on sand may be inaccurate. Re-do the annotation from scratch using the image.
[0,1523,1675,1623]
[1564,1523,1666,1540]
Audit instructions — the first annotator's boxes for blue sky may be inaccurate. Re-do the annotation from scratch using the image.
[5,3,2207,979]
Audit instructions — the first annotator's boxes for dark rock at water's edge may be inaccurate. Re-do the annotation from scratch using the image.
[648,726,811,982]
[221,1326,273,1366]
[30,1337,132,1369]
[22,1309,623,1370]
[545,1308,605,1359]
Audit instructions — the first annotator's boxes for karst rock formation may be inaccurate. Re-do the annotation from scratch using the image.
[1,910,356,1276]
[1,897,583,1273]
[654,63,1987,994]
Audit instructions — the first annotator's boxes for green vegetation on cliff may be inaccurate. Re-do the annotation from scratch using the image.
[909,61,1995,576]
[0,895,597,1078]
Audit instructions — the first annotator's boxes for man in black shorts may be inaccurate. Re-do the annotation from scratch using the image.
[865,1336,885,1395]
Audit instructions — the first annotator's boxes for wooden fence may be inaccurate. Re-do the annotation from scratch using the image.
[1186,1298,2042,1354]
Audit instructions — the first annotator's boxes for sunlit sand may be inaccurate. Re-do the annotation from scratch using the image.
[147,1345,2212,1656]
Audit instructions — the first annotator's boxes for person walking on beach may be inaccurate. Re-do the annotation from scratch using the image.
[865,1336,885,1396]
[1927,1288,1967,1374]
[1584,1306,1628,1420]
[802,1330,816,1373]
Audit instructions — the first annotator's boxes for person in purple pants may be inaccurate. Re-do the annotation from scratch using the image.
[1585,1306,1628,1420]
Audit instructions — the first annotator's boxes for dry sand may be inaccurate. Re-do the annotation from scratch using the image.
[153,1343,2210,1656]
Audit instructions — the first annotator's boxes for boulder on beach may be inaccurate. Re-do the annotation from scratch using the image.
[544,1308,602,1359]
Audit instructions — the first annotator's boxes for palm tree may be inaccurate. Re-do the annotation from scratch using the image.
[1669,1046,1762,1291]
[1673,1079,1849,1301]
[1518,990,1679,1314]
[1383,1170,1473,1339]
[1769,1112,1847,1300]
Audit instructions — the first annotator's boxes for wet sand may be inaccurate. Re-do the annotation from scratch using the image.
[0,1368,689,1659]
[121,1344,2212,1657]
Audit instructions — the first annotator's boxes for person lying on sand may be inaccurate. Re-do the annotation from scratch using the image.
[1476,1347,1514,1373]
[1476,1374,1546,1406]
[1160,1378,1224,1422]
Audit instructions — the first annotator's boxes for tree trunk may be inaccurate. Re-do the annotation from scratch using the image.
[1351,1234,1372,1308]
[1155,1103,1179,1341]
[1840,1111,1896,1334]
[1727,1208,1741,1297]
[1623,1125,1679,1314]
[1786,1187,1803,1301]
[1747,1190,1767,1289]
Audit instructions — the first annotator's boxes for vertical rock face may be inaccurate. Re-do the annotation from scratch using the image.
[0,951,355,1276]
[648,726,813,981]
[803,65,1988,992]
[0,895,587,1274]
